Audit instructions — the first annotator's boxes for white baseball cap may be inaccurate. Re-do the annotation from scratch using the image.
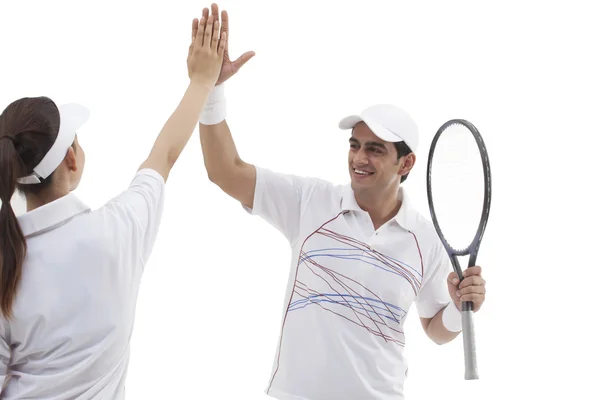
[17,103,89,184]
[338,104,419,153]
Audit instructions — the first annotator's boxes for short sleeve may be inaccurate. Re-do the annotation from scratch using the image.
[243,167,328,245]
[102,168,166,263]
[415,239,453,318]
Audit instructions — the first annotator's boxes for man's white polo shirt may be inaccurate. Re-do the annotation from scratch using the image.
[245,167,453,400]
[0,168,165,399]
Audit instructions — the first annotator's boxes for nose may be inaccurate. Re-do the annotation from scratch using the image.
[353,148,369,166]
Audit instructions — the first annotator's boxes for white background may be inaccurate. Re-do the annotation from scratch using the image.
[2,0,599,399]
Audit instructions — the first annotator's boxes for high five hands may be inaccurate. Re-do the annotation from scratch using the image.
[202,3,255,85]
[187,11,226,86]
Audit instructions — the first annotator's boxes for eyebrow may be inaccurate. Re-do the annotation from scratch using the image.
[349,137,387,150]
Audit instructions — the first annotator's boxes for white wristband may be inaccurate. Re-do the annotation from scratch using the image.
[200,84,226,125]
[442,303,463,332]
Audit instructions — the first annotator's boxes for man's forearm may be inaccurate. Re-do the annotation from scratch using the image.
[199,119,244,183]
[197,84,256,208]
[426,304,462,345]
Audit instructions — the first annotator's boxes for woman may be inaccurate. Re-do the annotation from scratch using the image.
[0,13,225,399]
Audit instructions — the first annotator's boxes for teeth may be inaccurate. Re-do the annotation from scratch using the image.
[354,169,370,175]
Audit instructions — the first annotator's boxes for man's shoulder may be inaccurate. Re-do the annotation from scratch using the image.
[302,176,347,207]
[257,166,345,200]
[401,202,443,250]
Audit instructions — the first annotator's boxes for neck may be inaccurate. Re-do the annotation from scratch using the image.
[354,185,402,229]
[26,186,70,212]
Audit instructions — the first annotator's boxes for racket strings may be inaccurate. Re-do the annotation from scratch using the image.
[429,123,486,252]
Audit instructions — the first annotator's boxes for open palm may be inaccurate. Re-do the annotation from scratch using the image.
[203,4,255,86]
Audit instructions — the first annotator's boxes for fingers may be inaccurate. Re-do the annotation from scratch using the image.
[211,3,219,22]
[211,20,220,50]
[199,8,209,48]
[463,265,482,278]
[454,266,485,311]
[192,12,222,53]
[218,31,227,56]
[210,3,221,54]
[458,275,485,289]
[204,15,214,47]
[459,293,485,303]
[196,16,207,46]
[191,18,199,42]
[447,271,459,286]
[221,9,229,40]
[456,284,485,297]
[231,51,255,73]
[189,18,199,56]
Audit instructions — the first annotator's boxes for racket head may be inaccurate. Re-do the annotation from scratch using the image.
[426,119,491,261]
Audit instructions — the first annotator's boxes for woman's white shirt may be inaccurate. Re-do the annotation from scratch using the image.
[0,168,165,399]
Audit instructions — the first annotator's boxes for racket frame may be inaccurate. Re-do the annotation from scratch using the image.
[426,118,491,380]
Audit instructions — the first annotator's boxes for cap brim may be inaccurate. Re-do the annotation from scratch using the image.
[339,114,403,143]
[339,115,362,130]
[58,103,90,135]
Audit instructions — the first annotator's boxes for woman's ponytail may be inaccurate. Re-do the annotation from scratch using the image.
[0,136,26,319]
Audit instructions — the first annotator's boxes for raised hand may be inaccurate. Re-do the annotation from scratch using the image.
[203,3,255,85]
[187,14,226,86]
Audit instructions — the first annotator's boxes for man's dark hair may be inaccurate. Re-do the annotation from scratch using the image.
[394,141,412,183]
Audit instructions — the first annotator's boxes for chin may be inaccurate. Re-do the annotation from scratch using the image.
[350,178,369,191]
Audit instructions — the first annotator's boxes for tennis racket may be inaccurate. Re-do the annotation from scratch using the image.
[426,119,491,380]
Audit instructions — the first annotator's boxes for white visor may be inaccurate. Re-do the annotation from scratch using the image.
[16,103,89,185]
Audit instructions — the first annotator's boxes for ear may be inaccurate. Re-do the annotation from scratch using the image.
[65,146,78,172]
[398,153,416,176]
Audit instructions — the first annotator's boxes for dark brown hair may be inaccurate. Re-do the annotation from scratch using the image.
[394,141,412,183]
[0,96,60,318]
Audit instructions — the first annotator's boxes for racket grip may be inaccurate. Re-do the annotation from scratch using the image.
[462,309,479,380]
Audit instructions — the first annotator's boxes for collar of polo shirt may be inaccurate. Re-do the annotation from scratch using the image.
[340,184,419,231]
[17,193,90,237]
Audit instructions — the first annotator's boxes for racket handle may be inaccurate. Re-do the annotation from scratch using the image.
[461,309,479,380]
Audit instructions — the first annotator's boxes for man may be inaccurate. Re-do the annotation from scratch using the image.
[198,4,486,399]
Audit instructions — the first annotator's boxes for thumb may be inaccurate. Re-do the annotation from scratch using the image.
[447,271,459,287]
[231,51,256,73]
